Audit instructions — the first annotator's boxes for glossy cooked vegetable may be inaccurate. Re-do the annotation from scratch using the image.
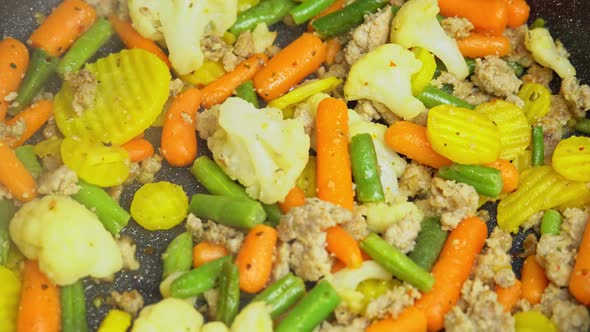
[131,182,189,231]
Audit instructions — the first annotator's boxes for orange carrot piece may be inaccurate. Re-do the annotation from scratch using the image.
[5,100,53,148]
[161,88,201,167]
[326,225,363,269]
[315,97,354,211]
[0,140,36,202]
[521,255,548,305]
[570,216,590,305]
[0,38,29,121]
[495,279,522,313]
[325,38,342,66]
[192,241,229,268]
[28,0,97,57]
[385,121,452,169]
[201,54,268,109]
[331,259,347,274]
[235,224,278,293]
[279,186,306,213]
[253,33,327,102]
[505,0,530,28]
[438,0,507,35]
[108,15,171,68]
[457,33,512,58]
[308,0,345,32]
[415,216,487,332]
[121,137,154,163]
[366,307,428,332]
[485,159,519,193]
[17,261,60,332]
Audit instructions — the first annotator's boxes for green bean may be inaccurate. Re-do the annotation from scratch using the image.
[360,233,434,292]
[530,17,546,29]
[70,179,130,235]
[235,80,259,108]
[262,203,282,227]
[14,145,42,179]
[290,0,335,25]
[252,273,306,318]
[163,232,193,278]
[532,125,544,166]
[438,164,503,198]
[391,4,401,17]
[60,280,89,332]
[216,260,240,326]
[0,199,17,265]
[57,18,114,76]
[507,61,525,77]
[465,57,476,75]
[416,85,476,110]
[170,256,231,298]
[575,118,590,134]
[350,133,385,203]
[8,48,57,116]
[541,209,562,236]
[311,0,389,38]
[275,280,341,332]
[230,0,298,36]
[408,217,448,271]
[189,194,266,229]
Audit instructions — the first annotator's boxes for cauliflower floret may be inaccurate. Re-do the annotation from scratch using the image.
[208,97,310,204]
[344,43,426,120]
[525,28,576,79]
[230,302,273,332]
[128,0,238,75]
[390,0,469,80]
[132,298,204,332]
[9,195,122,285]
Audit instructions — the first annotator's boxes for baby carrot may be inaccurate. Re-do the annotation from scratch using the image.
[161,88,201,167]
[28,0,97,57]
[366,307,428,332]
[438,0,507,35]
[121,137,154,163]
[193,241,229,268]
[5,100,53,148]
[201,54,268,109]
[17,261,60,332]
[505,0,530,28]
[0,141,37,202]
[457,33,512,58]
[521,255,548,305]
[279,186,306,213]
[235,224,278,293]
[569,215,590,305]
[415,216,487,332]
[108,15,171,68]
[485,159,519,193]
[0,38,29,121]
[325,38,342,66]
[326,226,363,269]
[315,97,354,211]
[253,33,327,102]
[385,121,452,169]
[495,279,522,313]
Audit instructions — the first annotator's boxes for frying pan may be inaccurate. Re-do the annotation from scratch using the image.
[1,0,589,330]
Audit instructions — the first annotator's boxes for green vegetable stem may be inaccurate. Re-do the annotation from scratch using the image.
[408,217,448,271]
[162,232,193,278]
[312,0,389,38]
[60,280,89,332]
[350,133,385,203]
[438,163,503,198]
[252,273,306,318]
[170,255,231,298]
[216,260,240,326]
[230,0,298,36]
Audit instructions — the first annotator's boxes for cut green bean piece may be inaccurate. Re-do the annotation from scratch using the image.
[290,0,335,25]
[275,280,341,332]
[361,233,434,292]
[408,217,448,271]
[506,61,525,77]
[252,273,306,318]
[163,232,193,278]
[262,203,282,227]
[216,260,240,326]
[235,80,259,108]
[541,209,562,236]
[61,280,89,332]
[170,256,231,298]
[465,57,476,75]
[230,0,298,36]
[530,17,545,29]
[311,0,389,38]
[189,194,266,229]
[350,133,385,203]
[532,125,544,166]
[575,118,590,134]
[0,199,17,265]
[57,18,114,76]
[438,164,503,198]
[417,85,475,110]
[71,180,130,235]
[14,145,42,179]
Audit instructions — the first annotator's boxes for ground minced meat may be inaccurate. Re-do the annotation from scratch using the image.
[473,227,516,288]
[472,56,522,97]
[399,161,434,199]
[202,35,229,62]
[117,236,140,271]
[136,154,162,184]
[317,318,368,332]
[364,283,421,320]
[109,290,144,317]
[65,69,97,116]
[432,71,491,105]
[37,165,80,196]
[382,206,423,253]
[202,288,219,320]
[427,178,479,231]
[186,214,244,254]
[441,17,474,39]
[86,0,128,18]
[536,284,590,332]
[270,241,291,283]
[536,95,570,164]
[522,63,554,88]
[0,119,26,144]
[503,26,534,67]
[354,100,400,125]
[293,103,315,136]
[560,76,590,118]
[196,106,220,140]
[344,7,392,65]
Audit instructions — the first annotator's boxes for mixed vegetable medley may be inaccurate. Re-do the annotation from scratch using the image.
[2,0,590,331]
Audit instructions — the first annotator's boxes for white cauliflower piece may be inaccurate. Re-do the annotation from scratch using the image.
[128,0,238,75]
[344,43,426,120]
[390,0,469,80]
[251,23,277,54]
[525,28,576,79]
[208,97,310,204]
[202,322,230,332]
[230,302,273,332]
[363,201,423,233]
[9,195,122,285]
[132,298,204,332]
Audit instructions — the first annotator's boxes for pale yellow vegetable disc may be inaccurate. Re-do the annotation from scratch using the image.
[552,136,590,181]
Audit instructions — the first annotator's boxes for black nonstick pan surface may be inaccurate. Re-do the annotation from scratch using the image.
[1,0,589,330]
